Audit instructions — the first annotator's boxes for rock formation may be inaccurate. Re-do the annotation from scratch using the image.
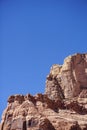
[45,53,87,99]
[1,53,87,130]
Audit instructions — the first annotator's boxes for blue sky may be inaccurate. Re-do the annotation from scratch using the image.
[0,0,87,119]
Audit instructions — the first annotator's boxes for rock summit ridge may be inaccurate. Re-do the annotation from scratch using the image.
[1,53,87,130]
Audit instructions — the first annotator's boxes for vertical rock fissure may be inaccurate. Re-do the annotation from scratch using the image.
[23,120,26,130]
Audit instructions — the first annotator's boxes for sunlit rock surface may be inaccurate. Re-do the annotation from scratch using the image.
[45,53,87,99]
[1,53,87,130]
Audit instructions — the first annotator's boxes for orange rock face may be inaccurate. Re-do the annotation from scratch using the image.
[1,53,87,130]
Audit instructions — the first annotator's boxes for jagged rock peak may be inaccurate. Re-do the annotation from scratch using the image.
[45,53,87,99]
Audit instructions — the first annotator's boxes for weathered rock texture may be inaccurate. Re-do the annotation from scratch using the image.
[1,94,87,130]
[45,53,87,99]
[1,53,87,130]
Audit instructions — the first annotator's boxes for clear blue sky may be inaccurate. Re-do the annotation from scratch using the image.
[0,0,87,119]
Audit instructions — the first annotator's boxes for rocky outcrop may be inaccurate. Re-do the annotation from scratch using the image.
[1,53,87,130]
[45,53,87,99]
[46,74,65,100]
[1,93,87,130]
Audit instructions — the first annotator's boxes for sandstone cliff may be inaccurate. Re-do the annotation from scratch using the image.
[45,53,87,99]
[1,53,87,130]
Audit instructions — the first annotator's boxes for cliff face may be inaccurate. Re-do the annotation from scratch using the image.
[0,94,58,130]
[1,53,87,130]
[45,53,87,99]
